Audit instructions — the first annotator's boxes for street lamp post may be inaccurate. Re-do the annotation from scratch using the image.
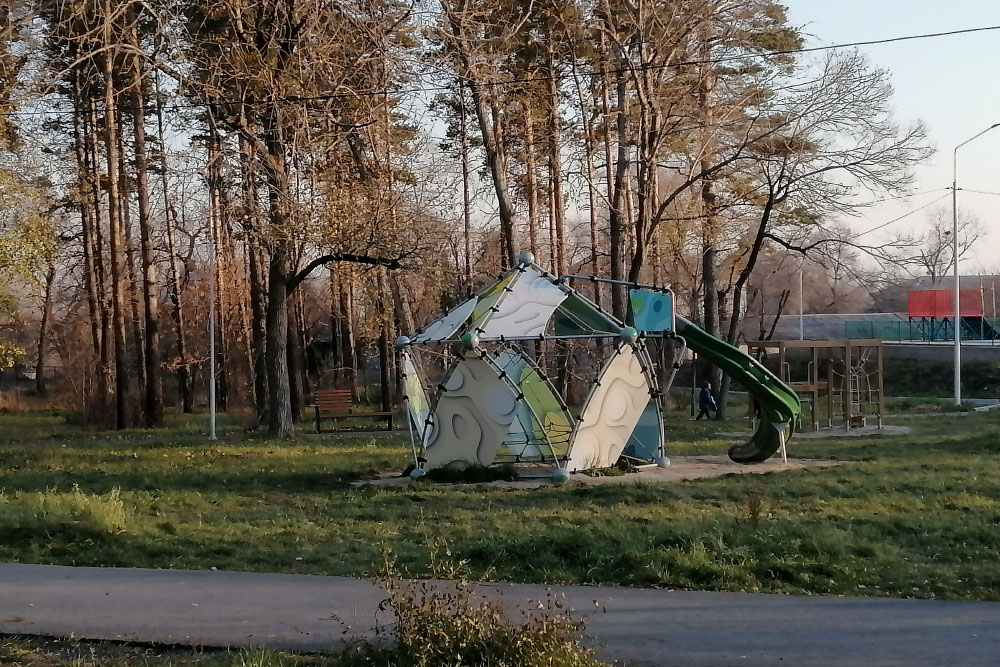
[952,123,1000,406]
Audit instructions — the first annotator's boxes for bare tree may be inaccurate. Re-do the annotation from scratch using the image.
[906,205,983,284]
[716,50,931,414]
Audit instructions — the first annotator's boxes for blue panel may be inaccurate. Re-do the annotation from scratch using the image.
[622,400,662,460]
[629,289,673,332]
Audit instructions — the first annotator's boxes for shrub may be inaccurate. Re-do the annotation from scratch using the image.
[370,548,605,667]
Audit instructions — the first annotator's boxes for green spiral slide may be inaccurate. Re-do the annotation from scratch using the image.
[674,316,802,463]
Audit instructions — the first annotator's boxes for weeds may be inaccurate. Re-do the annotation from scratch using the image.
[372,546,603,667]
[742,482,765,527]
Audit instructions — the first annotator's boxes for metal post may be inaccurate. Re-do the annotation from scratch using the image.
[208,214,217,440]
[691,353,697,417]
[952,123,1000,405]
[799,268,804,341]
[953,146,961,406]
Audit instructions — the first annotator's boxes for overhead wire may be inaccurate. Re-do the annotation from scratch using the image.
[851,192,953,239]
[960,188,1000,197]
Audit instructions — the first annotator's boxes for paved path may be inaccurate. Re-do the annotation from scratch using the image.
[1,564,998,666]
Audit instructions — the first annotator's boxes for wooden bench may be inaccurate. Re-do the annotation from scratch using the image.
[313,389,394,433]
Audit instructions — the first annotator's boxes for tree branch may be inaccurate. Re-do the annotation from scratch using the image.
[287,252,404,292]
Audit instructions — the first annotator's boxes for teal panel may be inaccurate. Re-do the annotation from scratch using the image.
[629,289,673,332]
[622,400,662,460]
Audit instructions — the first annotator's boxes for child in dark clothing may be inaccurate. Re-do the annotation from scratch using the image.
[697,381,717,420]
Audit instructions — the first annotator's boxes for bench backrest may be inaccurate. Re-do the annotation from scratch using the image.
[315,389,354,412]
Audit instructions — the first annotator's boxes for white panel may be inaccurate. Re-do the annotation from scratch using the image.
[567,345,652,471]
[411,297,477,343]
[480,270,566,338]
[422,357,519,469]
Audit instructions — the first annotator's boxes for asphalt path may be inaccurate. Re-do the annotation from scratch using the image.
[1,563,998,666]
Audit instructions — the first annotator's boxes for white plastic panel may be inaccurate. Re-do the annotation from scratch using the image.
[480,269,567,338]
[411,297,477,343]
[421,357,519,469]
[401,352,431,444]
[566,345,652,471]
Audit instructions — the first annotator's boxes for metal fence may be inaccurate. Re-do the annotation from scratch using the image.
[845,318,1000,343]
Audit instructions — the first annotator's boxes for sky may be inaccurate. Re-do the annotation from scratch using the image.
[783,0,1000,270]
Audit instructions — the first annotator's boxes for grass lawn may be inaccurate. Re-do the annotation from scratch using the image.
[0,408,999,601]
[0,636,394,667]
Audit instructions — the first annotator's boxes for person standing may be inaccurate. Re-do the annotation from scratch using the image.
[696,381,717,420]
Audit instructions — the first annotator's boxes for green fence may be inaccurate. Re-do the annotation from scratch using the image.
[845,318,1000,342]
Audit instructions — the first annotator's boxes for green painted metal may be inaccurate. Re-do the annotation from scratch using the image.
[845,317,1000,342]
[675,317,802,463]
[552,293,619,335]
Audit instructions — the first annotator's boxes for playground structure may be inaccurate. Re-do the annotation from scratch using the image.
[745,339,884,431]
[397,252,803,477]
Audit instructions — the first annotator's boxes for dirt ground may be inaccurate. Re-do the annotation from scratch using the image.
[719,424,913,439]
[355,455,842,489]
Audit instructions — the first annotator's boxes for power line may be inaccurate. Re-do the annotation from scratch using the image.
[856,187,952,206]
[961,187,1000,197]
[852,192,952,239]
[3,23,1000,118]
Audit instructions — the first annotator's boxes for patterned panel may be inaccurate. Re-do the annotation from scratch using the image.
[411,297,477,343]
[400,352,431,444]
[480,269,567,338]
[493,349,573,460]
[566,345,652,471]
[466,273,518,333]
[521,365,572,457]
[422,357,519,469]
[629,289,673,332]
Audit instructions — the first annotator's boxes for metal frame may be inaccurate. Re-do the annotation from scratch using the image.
[402,264,673,472]
[482,347,574,469]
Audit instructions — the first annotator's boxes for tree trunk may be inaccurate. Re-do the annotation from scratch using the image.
[443,6,517,268]
[154,73,192,413]
[524,103,540,258]
[266,246,293,436]
[390,273,416,335]
[338,272,357,397]
[696,34,724,414]
[459,79,474,290]
[376,269,393,413]
[128,37,163,427]
[286,300,304,422]
[239,135,268,423]
[35,263,56,396]
[718,193,778,414]
[71,78,102,359]
[119,123,147,399]
[547,56,566,275]
[101,46,133,429]
[248,241,269,422]
[575,73,601,307]
[262,107,294,437]
[609,67,630,320]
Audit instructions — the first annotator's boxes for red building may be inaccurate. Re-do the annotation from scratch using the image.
[907,289,982,319]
